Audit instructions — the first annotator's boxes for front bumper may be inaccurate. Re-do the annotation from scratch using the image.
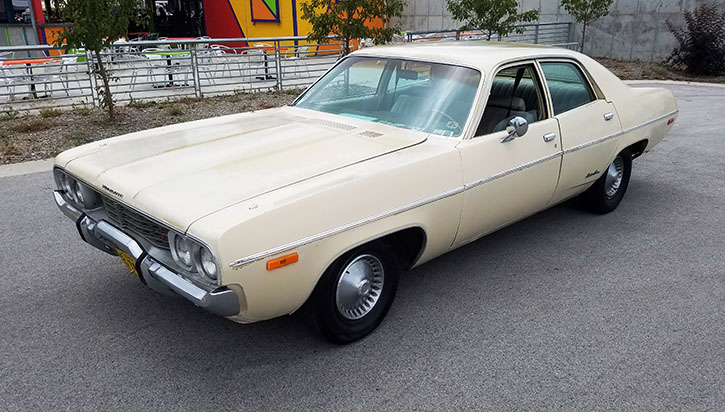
[53,190,240,317]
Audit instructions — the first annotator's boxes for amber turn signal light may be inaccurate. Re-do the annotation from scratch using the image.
[266,253,299,271]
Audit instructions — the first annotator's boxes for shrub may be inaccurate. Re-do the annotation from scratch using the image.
[39,108,63,118]
[165,105,184,117]
[666,4,725,76]
[72,105,93,116]
[0,109,19,121]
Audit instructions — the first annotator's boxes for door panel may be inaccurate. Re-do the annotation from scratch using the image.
[549,100,622,203]
[454,118,562,246]
[538,60,624,204]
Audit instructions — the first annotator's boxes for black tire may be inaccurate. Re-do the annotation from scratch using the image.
[581,149,633,214]
[306,242,399,344]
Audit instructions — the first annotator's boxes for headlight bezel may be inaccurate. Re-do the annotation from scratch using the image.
[196,245,219,282]
[54,168,100,210]
[168,231,220,284]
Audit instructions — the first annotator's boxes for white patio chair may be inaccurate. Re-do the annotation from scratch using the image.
[0,66,18,101]
[209,44,245,78]
[283,45,310,78]
[123,53,157,90]
[0,65,32,100]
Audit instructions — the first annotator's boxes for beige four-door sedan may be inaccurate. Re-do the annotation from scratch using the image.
[53,42,678,343]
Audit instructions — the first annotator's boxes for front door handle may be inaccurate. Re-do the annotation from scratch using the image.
[543,133,557,142]
[604,112,614,121]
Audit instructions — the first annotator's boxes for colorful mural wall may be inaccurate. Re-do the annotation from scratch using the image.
[203,0,307,45]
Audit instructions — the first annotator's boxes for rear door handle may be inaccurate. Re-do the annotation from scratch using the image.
[604,112,614,121]
[543,133,556,142]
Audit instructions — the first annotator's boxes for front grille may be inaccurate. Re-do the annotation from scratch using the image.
[102,196,170,249]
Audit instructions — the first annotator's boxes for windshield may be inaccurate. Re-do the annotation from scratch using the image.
[294,56,481,137]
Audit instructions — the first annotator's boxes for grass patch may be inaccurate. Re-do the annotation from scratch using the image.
[71,132,92,146]
[165,105,184,116]
[129,97,157,109]
[177,96,204,105]
[0,110,19,122]
[39,108,63,118]
[72,105,93,116]
[284,88,304,96]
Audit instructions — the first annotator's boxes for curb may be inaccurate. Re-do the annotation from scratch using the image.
[0,158,54,178]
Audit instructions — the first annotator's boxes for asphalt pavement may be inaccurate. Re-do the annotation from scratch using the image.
[1,82,723,411]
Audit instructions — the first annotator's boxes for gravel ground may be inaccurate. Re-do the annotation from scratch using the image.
[597,57,725,84]
[0,90,301,164]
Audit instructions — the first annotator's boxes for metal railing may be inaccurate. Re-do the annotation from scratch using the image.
[0,22,575,113]
[405,22,576,49]
[0,36,343,112]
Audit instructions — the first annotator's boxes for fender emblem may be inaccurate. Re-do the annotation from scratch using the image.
[102,185,124,198]
[585,170,601,178]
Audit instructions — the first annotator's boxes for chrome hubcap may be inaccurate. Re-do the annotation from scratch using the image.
[335,254,384,320]
[605,156,624,198]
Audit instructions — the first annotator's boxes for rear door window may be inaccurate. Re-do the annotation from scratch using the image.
[540,62,596,115]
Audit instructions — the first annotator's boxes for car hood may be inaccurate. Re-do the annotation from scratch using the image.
[59,106,427,231]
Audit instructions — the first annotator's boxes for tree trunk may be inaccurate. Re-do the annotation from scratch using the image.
[581,23,587,53]
[94,49,115,121]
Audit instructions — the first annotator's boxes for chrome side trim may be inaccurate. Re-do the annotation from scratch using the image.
[229,186,465,268]
[563,109,679,155]
[229,110,678,268]
[464,151,562,191]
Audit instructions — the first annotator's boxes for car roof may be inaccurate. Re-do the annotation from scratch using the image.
[353,41,582,73]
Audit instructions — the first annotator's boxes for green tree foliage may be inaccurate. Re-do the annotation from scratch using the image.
[666,4,725,76]
[446,0,540,41]
[301,0,406,55]
[54,0,148,120]
[561,0,614,52]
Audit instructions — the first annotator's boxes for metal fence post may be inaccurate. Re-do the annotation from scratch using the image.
[84,49,99,108]
[274,40,283,91]
[534,24,540,44]
[190,47,202,98]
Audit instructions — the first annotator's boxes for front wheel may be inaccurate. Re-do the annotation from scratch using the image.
[307,243,399,344]
[580,149,633,214]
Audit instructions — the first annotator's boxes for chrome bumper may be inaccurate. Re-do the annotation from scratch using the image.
[53,190,240,317]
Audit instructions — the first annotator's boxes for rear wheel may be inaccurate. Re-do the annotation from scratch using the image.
[581,149,632,214]
[307,243,399,344]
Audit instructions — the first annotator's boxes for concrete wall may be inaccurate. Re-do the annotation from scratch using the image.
[396,0,725,61]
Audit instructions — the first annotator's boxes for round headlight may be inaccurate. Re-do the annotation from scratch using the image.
[72,181,99,208]
[60,173,74,198]
[199,247,218,281]
[173,235,194,269]
[74,182,86,204]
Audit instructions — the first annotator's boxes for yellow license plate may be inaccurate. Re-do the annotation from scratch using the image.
[116,249,138,276]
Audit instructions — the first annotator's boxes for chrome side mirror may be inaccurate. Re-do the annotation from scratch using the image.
[501,116,528,143]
